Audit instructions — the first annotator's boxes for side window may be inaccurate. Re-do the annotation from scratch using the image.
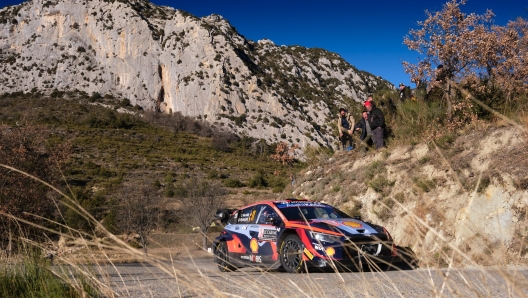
[237,207,256,224]
[255,205,278,224]
[228,211,238,225]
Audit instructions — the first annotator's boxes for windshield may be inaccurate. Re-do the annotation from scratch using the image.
[276,203,350,221]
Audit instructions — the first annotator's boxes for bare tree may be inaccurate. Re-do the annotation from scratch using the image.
[403,0,528,105]
[180,179,227,250]
[270,142,300,166]
[0,124,70,251]
[117,182,160,255]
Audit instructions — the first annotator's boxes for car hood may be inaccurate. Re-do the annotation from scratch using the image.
[291,218,382,235]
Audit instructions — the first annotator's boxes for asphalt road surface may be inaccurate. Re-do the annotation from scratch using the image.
[88,256,528,297]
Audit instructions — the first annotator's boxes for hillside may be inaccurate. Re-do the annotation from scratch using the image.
[291,124,528,267]
[0,91,305,235]
[0,0,393,150]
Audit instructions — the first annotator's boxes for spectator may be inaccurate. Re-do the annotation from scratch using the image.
[354,111,373,152]
[363,94,376,108]
[337,108,354,151]
[364,101,385,150]
[399,83,412,102]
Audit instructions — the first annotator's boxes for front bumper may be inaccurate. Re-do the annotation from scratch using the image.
[306,253,404,270]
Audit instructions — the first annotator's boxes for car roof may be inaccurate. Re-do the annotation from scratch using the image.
[236,198,309,209]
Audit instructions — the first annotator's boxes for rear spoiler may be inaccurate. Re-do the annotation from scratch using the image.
[215,208,237,225]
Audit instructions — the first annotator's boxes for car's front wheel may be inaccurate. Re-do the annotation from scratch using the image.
[279,234,305,273]
[215,241,237,272]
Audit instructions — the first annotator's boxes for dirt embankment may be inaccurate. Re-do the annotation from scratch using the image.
[292,125,528,267]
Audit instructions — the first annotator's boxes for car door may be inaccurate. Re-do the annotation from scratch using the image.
[245,204,280,265]
[229,205,257,264]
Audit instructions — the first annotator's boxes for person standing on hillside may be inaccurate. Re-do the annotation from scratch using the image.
[337,108,354,151]
[354,111,373,152]
[399,83,412,102]
[363,94,376,108]
[364,101,385,149]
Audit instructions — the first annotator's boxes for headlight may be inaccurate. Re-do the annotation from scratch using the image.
[308,231,341,243]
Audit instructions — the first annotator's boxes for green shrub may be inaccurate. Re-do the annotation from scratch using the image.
[389,100,445,146]
[224,178,244,188]
[365,161,386,180]
[248,170,267,188]
[368,176,395,194]
[413,176,437,192]
[0,249,99,297]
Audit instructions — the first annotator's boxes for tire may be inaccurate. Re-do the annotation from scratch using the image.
[279,234,305,273]
[215,241,237,272]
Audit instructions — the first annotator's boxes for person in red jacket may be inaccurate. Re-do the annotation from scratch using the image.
[364,101,385,150]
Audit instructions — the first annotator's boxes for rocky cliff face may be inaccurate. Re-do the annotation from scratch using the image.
[0,0,393,149]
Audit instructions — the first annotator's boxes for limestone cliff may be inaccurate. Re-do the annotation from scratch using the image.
[0,0,393,149]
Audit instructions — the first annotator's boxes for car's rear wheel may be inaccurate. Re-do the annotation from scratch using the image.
[215,241,237,272]
[279,234,305,273]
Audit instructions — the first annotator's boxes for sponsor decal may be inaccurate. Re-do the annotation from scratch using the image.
[249,209,257,222]
[241,255,262,263]
[235,227,239,230]
[343,221,363,228]
[242,225,248,230]
[250,238,259,253]
[313,243,324,251]
[304,248,314,260]
[279,202,326,208]
[276,227,281,232]
[325,247,335,257]
[258,229,277,241]
[319,220,341,227]
[238,217,250,223]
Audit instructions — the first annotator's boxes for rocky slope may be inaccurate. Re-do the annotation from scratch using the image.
[291,125,528,266]
[0,0,393,149]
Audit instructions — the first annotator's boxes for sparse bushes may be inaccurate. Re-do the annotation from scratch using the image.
[343,200,363,218]
[212,130,238,152]
[0,124,70,249]
[368,176,395,194]
[413,177,437,193]
[248,170,267,188]
[0,248,99,297]
[224,177,244,188]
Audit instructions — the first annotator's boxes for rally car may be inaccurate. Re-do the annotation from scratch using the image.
[212,198,404,273]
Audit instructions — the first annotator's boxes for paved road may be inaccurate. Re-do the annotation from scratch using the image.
[87,256,528,297]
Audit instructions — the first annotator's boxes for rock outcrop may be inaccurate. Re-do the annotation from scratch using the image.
[292,126,528,266]
[0,0,393,149]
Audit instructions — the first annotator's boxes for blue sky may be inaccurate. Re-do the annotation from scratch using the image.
[1,0,526,87]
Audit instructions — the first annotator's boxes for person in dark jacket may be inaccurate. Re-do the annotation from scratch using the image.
[364,101,385,149]
[354,111,373,152]
[399,83,412,102]
[337,108,354,150]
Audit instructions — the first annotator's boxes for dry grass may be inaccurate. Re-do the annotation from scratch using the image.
[2,119,528,297]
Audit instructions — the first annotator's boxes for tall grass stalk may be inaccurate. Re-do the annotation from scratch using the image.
[1,160,528,297]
